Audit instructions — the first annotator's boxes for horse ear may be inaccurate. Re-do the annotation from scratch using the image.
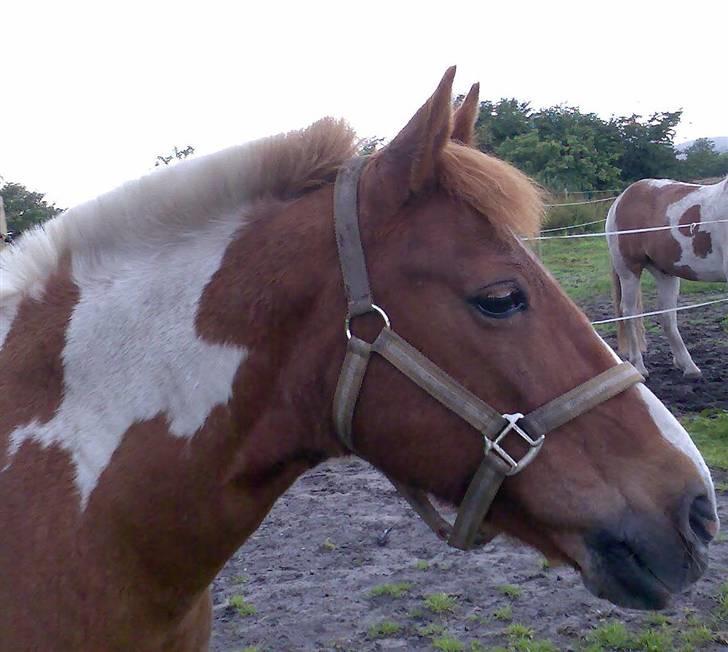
[451,83,480,146]
[373,67,456,197]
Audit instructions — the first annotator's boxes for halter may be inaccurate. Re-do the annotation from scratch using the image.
[332,157,643,550]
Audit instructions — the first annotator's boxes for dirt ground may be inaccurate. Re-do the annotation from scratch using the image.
[212,301,728,651]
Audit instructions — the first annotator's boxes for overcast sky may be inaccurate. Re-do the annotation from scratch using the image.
[2,0,725,208]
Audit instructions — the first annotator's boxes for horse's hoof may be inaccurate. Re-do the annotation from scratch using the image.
[683,369,702,380]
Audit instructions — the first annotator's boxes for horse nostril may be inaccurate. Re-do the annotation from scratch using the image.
[688,494,718,545]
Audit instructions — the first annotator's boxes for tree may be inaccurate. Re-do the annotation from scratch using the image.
[473,98,532,152]
[679,138,728,180]
[0,180,64,234]
[613,111,682,182]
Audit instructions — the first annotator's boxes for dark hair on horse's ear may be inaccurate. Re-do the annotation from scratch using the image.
[451,83,480,147]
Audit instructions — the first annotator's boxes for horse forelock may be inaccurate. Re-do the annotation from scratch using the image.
[438,143,544,238]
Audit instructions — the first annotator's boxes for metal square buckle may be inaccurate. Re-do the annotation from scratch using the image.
[485,413,545,476]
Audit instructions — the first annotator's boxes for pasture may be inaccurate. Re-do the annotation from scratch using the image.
[211,230,728,652]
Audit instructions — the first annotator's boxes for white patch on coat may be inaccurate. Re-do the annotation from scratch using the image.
[636,384,717,517]
[664,182,727,281]
[646,179,681,189]
[594,332,717,516]
[0,298,20,350]
[3,216,247,508]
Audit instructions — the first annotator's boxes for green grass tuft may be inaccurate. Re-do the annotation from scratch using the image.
[417,623,445,637]
[717,582,728,621]
[369,582,412,599]
[585,621,634,650]
[229,594,256,617]
[505,623,534,640]
[367,620,402,639]
[492,605,513,621]
[432,636,466,651]
[320,537,336,551]
[497,584,523,599]
[681,622,714,648]
[424,593,458,614]
[415,559,430,571]
[633,626,673,651]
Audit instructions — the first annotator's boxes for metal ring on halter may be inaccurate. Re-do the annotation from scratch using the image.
[345,304,391,341]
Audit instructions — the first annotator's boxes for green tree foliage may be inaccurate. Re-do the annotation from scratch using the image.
[469,98,725,192]
[613,111,682,182]
[679,138,728,180]
[0,180,63,234]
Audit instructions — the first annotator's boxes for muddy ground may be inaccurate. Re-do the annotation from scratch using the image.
[212,301,727,651]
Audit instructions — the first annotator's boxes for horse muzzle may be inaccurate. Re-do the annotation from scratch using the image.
[582,488,718,609]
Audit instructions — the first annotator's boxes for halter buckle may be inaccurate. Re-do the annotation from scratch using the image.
[486,413,544,476]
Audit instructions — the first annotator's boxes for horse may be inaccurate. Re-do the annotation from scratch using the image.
[607,176,728,377]
[0,68,719,651]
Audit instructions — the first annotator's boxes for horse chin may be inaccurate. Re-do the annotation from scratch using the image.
[539,533,674,610]
[579,553,673,610]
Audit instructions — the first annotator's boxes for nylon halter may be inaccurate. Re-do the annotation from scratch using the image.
[332,157,643,550]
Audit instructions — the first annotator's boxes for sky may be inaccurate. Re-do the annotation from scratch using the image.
[1,0,726,208]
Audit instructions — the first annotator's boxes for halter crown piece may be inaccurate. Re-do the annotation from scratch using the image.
[332,157,644,550]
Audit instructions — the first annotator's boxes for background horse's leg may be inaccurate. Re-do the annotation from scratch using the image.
[647,266,702,378]
[617,269,649,377]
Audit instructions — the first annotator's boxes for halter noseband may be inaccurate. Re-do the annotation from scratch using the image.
[332,157,643,550]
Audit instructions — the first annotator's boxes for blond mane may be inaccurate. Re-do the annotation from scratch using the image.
[0,118,358,301]
[0,117,542,304]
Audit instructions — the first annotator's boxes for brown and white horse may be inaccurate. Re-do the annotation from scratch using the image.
[607,177,728,377]
[0,70,719,651]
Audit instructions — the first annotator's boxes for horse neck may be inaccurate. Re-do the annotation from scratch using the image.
[0,186,346,611]
[98,188,346,594]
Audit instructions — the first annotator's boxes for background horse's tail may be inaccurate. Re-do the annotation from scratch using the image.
[611,265,645,353]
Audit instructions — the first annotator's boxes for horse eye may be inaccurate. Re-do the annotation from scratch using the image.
[470,287,527,319]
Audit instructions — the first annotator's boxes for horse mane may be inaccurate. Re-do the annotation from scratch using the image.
[439,143,543,237]
[0,118,358,301]
[0,117,542,303]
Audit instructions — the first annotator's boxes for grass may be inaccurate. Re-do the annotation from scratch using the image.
[417,623,445,637]
[680,622,714,648]
[505,623,533,640]
[717,582,728,621]
[320,537,336,551]
[369,582,412,599]
[497,584,523,600]
[538,236,725,304]
[503,624,560,652]
[633,627,674,651]
[432,636,466,651]
[229,594,256,617]
[414,559,430,570]
[585,621,634,650]
[492,605,513,621]
[680,410,728,469]
[367,620,401,639]
[424,593,458,614]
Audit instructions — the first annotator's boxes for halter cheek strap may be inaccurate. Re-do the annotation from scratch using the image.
[332,157,643,551]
